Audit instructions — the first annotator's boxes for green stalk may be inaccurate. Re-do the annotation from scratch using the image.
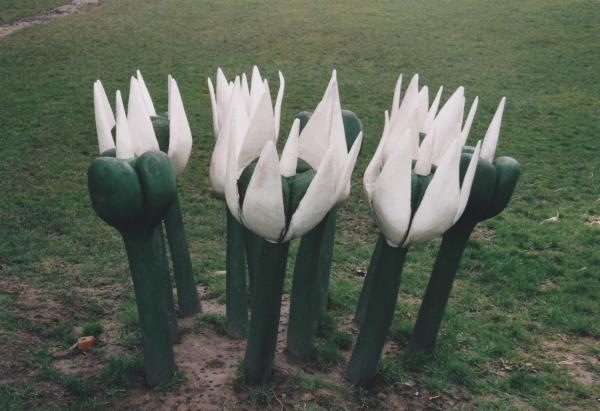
[354,234,384,323]
[163,193,201,317]
[122,227,176,387]
[408,222,475,354]
[317,209,337,312]
[158,227,180,344]
[243,228,262,304]
[287,217,328,359]
[243,240,291,385]
[226,207,248,338]
[346,242,408,387]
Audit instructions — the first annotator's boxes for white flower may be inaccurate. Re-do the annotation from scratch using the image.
[208,66,284,195]
[223,73,362,243]
[364,74,483,248]
[93,71,193,176]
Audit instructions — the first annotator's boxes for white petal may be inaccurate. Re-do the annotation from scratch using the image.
[416,86,429,133]
[241,141,286,242]
[392,73,419,124]
[328,79,348,160]
[237,91,276,174]
[249,66,266,113]
[481,97,506,161]
[96,80,115,127]
[334,132,363,205]
[115,90,134,160]
[323,70,337,103]
[423,85,443,135]
[93,81,115,153]
[274,71,285,139]
[414,131,434,176]
[284,148,337,241]
[459,96,478,147]
[135,70,157,116]
[404,139,461,246]
[372,136,412,247]
[229,82,250,164]
[280,119,299,177]
[216,68,232,130]
[391,73,402,114]
[224,119,242,220]
[298,82,335,169]
[241,72,251,111]
[167,76,193,176]
[454,141,481,223]
[363,110,390,203]
[127,77,158,155]
[208,77,219,138]
[431,86,464,164]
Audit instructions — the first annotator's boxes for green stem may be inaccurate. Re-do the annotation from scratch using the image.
[122,227,176,387]
[158,227,179,344]
[243,228,262,305]
[226,208,248,338]
[317,209,337,312]
[354,234,385,322]
[409,221,475,354]
[346,241,408,387]
[163,193,201,317]
[287,217,328,359]
[243,240,290,385]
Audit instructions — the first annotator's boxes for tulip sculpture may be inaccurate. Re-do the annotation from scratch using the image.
[286,72,364,360]
[409,97,520,354]
[208,66,284,337]
[94,72,200,317]
[88,88,177,387]
[220,73,362,384]
[346,74,482,387]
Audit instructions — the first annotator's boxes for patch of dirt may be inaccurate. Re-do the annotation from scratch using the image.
[120,290,454,410]
[0,0,100,39]
[543,337,599,386]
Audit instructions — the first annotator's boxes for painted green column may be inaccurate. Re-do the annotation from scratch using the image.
[317,209,337,312]
[157,228,180,344]
[163,194,201,317]
[243,240,291,385]
[123,227,177,386]
[409,154,520,354]
[153,115,201,317]
[346,242,409,387]
[88,151,177,387]
[226,208,249,338]
[354,234,384,323]
[243,227,262,304]
[287,217,328,359]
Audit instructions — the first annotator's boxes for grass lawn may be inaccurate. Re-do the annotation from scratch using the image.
[0,0,67,25]
[0,0,599,409]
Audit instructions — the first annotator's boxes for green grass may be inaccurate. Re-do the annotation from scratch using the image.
[0,0,599,409]
[0,0,67,25]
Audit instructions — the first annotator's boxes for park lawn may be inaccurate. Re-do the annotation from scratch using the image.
[0,0,67,25]
[0,0,599,409]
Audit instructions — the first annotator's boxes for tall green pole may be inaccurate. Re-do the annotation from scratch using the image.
[243,240,291,385]
[123,228,177,386]
[287,217,328,359]
[226,208,249,338]
[354,234,384,323]
[346,242,409,387]
[408,222,474,353]
[317,209,337,312]
[163,194,201,317]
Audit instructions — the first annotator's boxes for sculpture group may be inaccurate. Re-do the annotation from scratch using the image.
[89,67,519,388]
